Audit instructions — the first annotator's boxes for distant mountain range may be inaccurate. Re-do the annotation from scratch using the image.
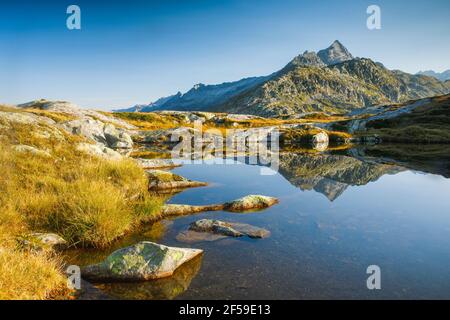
[118,41,450,117]
[416,70,450,82]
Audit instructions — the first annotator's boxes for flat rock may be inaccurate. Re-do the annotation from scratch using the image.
[81,241,203,282]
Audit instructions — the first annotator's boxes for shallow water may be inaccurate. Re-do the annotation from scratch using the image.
[69,149,450,299]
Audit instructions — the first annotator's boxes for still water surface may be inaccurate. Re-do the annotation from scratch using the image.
[69,151,450,299]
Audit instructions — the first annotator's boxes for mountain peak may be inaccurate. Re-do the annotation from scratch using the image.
[318,40,353,65]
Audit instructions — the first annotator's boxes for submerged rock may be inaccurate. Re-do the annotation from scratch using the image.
[147,170,207,191]
[176,230,228,243]
[81,241,203,282]
[177,219,270,243]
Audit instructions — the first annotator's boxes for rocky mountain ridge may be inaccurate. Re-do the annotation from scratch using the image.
[120,41,450,117]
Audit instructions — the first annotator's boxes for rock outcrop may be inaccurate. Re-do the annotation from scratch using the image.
[62,119,133,149]
[17,99,135,150]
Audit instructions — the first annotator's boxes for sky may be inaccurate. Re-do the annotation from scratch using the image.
[0,0,449,110]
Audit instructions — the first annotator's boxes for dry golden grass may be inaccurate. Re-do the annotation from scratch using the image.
[111,112,187,130]
[0,109,165,299]
[26,109,76,123]
[130,150,172,159]
[0,248,70,300]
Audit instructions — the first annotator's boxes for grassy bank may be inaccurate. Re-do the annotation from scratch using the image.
[363,94,450,143]
[0,111,163,299]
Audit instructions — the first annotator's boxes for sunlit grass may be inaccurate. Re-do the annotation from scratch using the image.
[0,109,165,299]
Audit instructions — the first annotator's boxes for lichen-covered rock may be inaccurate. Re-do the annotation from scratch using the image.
[81,241,203,281]
[147,170,207,190]
[223,195,279,212]
[92,254,203,299]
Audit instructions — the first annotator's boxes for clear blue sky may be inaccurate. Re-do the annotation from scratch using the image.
[1,0,449,110]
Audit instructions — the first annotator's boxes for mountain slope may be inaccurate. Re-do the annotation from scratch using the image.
[125,41,450,117]
[119,76,272,113]
[214,58,450,117]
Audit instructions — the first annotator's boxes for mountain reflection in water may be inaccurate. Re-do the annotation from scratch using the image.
[71,145,450,299]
